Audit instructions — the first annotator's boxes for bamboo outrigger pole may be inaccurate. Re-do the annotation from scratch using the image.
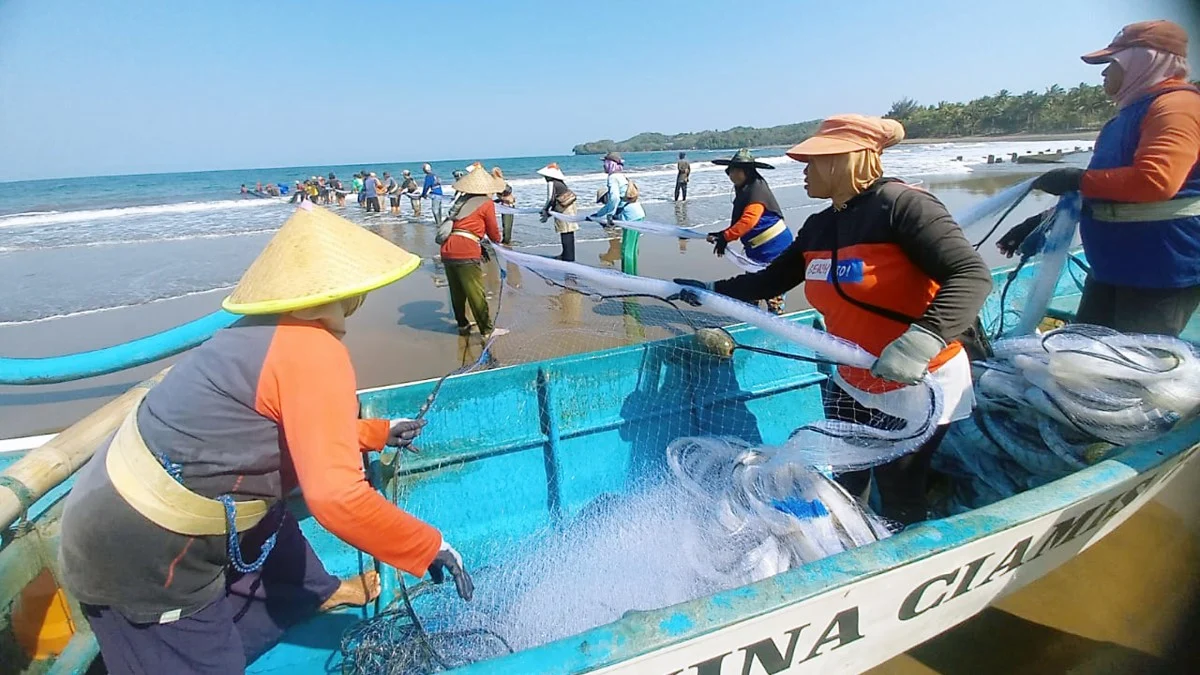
[0,368,170,531]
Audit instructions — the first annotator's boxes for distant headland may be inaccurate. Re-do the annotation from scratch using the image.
[571,83,1123,155]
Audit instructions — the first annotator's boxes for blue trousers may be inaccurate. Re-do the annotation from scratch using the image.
[82,511,339,674]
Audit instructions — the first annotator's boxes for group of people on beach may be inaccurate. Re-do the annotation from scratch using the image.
[58,19,1200,674]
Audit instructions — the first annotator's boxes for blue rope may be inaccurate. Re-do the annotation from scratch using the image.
[153,449,278,574]
[219,495,278,573]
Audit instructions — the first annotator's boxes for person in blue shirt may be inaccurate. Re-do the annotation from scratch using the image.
[420,163,445,224]
[362,172,382,213]
[587,152,645,224]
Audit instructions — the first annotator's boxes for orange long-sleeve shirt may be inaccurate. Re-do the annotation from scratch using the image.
[257,318,442,576]
[1081,79,1200,203]
[441,199,502,261]
[724,203,766,241]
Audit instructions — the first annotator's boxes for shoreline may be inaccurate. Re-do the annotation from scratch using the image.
[573,132,1099,155]
[898,131,1099,145]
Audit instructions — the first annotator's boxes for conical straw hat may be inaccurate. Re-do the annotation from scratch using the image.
[452,167,505,195]
[537,163,567,181]
[223,203,421,315]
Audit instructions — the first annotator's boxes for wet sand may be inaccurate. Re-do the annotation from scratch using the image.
[0,173,1059,438]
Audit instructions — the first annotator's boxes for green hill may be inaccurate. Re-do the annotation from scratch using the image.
[571,82,1175,154]
[571,121,822,155]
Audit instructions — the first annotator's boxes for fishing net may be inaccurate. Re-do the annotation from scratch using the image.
[937,325,1200,510]
[932,186,1200,510]
[338,246,938,673]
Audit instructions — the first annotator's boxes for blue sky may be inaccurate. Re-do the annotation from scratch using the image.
[1,0,1197,181]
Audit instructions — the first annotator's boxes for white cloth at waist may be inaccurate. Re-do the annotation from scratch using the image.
[832,349,975,426]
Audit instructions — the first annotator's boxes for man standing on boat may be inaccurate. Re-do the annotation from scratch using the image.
[677,116,992,526]
[59,203,473,674]
[1000,20,1200,337]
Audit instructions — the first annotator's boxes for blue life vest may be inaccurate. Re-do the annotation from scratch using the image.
[742,210,794,264]
[1081,85,1200,288]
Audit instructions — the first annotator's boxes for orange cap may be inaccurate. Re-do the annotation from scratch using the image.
[1082,20,1189,64]
[786,115,906,162]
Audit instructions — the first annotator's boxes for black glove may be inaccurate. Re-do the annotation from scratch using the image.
[996,211,1046,258]
[481,245,492,263]
[671,278,714,307]
[1031,167,1084,196]
[428,541,474,601]
[706,233,729,256]
[387,418,427,451]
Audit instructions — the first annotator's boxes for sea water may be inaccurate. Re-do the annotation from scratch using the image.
[0,141,1090,324]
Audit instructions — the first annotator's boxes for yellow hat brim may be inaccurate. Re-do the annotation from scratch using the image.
[222,255,421,315]
[221,204,423,315]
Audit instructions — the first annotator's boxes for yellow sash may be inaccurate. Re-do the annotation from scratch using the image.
[105,410,269,536]
[748,221,787,248]
[1090,196,1200,222]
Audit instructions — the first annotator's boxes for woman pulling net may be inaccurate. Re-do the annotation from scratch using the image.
[676,115,993,525]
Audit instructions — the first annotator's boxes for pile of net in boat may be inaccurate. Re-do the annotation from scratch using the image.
[341,437,892,674]
[339,248,940,673]
[935,324,1200,510]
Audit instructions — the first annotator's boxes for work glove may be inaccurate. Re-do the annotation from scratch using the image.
[387,418,427,451]
[1031,167,1084,196]
[428,540,474,601]
[996,211,1047,258]
[540,212,549,223]
[670,278,714,307]
[706,232,729,256]
[870,324,946,386]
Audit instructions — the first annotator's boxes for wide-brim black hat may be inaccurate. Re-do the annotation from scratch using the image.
[712,148,774,169]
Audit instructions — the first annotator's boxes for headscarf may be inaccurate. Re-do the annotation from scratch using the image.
[291,295,365,340]
[603,159,623,174]
[1110,47,1191,109]
[806,149,884,210]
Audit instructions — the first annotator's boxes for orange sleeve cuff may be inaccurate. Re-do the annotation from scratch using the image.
[358,419,390,452]
[725,203,765,241]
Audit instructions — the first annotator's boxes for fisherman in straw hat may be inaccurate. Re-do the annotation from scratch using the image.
[59,203,474,673]
[676,115,992,526]
[440,165,507,338]
[537,162,580,261]
[708,148,795,314]
[492,166,517,245]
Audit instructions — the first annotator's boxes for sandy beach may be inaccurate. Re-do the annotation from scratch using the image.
[0,173,1060,438]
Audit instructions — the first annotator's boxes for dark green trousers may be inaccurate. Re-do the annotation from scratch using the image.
[501,213,514,245]
[445,259,492,335]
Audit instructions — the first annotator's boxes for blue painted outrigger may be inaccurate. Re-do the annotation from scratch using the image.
[2,257,1198,675]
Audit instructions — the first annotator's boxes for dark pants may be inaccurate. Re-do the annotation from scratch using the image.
[445,259,492,334]
[501,213,514,245]
[366,196,381,212]
[674,181,688,201]
[83,511,338,675]
[822,379,948,525]
[559,232,576,262]
[1075,275,1200,337]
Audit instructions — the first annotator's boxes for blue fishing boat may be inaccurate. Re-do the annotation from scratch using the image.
[2,256,1198,675]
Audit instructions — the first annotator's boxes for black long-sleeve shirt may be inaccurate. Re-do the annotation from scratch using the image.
[716,178,992,346]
